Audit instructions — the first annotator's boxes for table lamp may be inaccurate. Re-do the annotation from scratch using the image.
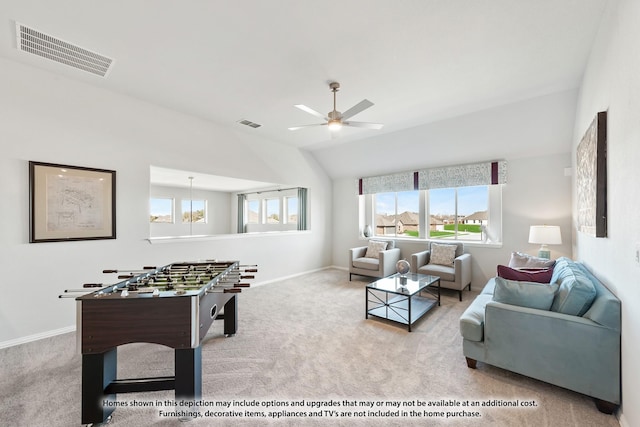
[528,225,562,259]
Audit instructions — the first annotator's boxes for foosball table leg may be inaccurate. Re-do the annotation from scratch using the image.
[175,347,202,403]
[82,349,117,425]
[222,295,238,337]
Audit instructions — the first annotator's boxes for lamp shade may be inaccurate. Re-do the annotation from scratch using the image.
[528,225,562,245]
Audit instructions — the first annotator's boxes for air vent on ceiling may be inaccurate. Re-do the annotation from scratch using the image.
[238,119,262,129]
[15,22,113,77]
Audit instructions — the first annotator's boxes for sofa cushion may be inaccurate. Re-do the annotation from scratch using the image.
[493,277,558,310]
[364,240,388,259]
[508,252,556,269]
[417,263,455,282]
[459,294,493,342]
[497,265,554,283]
[482,277,496,295]
[550,258,597,316]
[430,243,457,266]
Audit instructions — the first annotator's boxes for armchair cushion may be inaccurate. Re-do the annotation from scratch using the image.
[364,240,388,259]
[417,263,455,282]
[430,243,457,266]
[352,257,380,271]
[493,277,559,311]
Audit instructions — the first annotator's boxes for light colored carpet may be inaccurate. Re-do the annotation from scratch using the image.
[0,269,619,426]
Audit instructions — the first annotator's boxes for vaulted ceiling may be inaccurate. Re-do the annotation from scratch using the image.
[0,1,608,151]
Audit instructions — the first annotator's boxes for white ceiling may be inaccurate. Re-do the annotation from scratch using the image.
[0,0,607,151]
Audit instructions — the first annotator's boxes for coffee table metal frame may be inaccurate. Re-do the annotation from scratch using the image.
[365,273,440,332]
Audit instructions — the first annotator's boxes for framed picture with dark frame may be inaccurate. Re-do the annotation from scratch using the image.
[29,161,116,243]
[576,111,607,238]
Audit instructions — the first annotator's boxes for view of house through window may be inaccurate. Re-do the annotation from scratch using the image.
[181,199,207,223]
[374,191,420,238]
[150,198,174,223]
[372,186,489,241]
[429,186,488,240]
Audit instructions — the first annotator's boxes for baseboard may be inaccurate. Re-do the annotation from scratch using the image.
[0,325,75,350]
[618,410,629,427]
[253,265,336,287]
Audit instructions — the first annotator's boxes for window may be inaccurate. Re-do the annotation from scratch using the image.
[364,185,495,242]
[429,186,487,240]
[246,200,259,224]
[285,196,298,224]
[265,198,280,224]
[374,191,420,238]
[182,199,207,223]
[150,198,174,223]
[239,187,308,233]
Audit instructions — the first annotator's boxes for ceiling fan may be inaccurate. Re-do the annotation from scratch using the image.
[288,82,383,132]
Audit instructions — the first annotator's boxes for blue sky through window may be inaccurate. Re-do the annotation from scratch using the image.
[376,186,488,216]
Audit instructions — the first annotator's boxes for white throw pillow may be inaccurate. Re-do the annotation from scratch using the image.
[508,252,555,269]
[365,240,388,259]
[430,243,457,266]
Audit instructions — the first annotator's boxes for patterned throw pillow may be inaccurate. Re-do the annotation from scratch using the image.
[430,243,457,266]
[364,240,388,259]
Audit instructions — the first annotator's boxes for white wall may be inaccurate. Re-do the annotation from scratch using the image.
[0,58,332,345]
[329,93,575,288]
[572,1,640,425]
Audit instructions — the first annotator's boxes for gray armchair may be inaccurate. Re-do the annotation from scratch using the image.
[349,239,401,281]
[410,242,471,300]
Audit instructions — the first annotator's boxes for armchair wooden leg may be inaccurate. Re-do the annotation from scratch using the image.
[458,290,462,301]
[349,273,352,281]
[465,357,477,369]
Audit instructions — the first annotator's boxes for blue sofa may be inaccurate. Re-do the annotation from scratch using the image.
[459,257,621,413]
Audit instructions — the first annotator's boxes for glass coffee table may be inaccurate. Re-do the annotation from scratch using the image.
[365,273,440,332]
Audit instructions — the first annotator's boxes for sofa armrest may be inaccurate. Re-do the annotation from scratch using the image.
[454,253,472,286]
[484,301,620,404]
[410,250,430,273]
[379,247,402,276]
[350,246,368,262]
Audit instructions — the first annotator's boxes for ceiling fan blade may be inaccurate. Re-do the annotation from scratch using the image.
[294,104,328,121]
[343,121,384,130]
[288,123,327,131]
[341,99,374,120]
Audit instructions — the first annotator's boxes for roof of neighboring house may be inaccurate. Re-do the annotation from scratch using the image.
[375,214,397,227]
[397,211,419,226]
[462,210,488,221]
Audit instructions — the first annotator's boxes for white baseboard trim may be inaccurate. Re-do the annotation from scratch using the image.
[1,266,345,349]
[618,411,628,427]
[0,325,75,350]
[252,265,335,287]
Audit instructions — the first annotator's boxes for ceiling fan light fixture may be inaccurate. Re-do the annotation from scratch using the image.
[327,119,342,131]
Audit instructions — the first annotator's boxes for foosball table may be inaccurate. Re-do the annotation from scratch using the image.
[63,260,255,425]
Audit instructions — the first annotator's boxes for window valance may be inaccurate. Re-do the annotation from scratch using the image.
[358,171,418,195]
[358,161,506,195]
[418,161,507,190]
